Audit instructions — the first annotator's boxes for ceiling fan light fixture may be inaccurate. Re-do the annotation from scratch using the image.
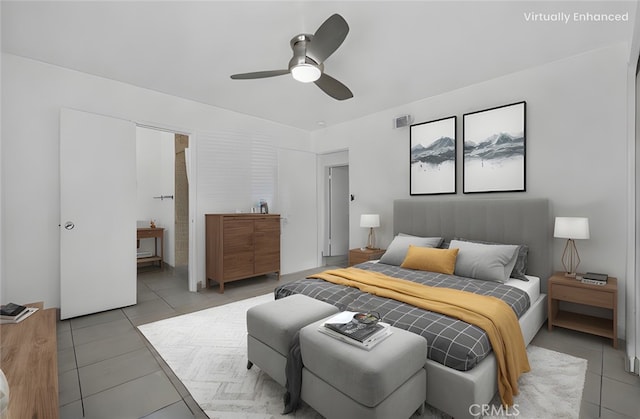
[229,14,352,100]
[291,63,321,83]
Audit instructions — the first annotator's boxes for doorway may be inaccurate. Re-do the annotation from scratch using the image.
[136,127,190,278]
[319,150,350,267]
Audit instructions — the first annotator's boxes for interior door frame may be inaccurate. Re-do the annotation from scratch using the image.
[137,123,198,292]
[317,150,349,264]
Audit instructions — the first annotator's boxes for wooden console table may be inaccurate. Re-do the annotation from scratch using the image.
[0,302,59,419]
[137,227,164,269]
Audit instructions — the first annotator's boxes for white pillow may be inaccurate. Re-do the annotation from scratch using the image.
[449,239,519,283]
[379,235,443,266]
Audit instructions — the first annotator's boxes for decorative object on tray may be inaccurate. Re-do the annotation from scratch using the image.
[319,311,392,350]
[553,216,590,277]
[409,116,456,195]
[463,101,526,193]
[0,302,27,317]
[360,214,380,249]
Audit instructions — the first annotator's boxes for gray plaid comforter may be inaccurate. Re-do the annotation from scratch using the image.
[274,262,530,371]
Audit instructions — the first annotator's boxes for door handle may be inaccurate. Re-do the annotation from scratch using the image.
[64,221,75,230]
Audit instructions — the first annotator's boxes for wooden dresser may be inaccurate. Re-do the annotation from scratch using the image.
[205,214,281,292]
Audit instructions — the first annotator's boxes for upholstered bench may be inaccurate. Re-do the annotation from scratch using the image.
[246,294,339,386]
[299,318,428,419]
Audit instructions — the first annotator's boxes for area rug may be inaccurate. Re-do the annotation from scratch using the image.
[138,294,587,419]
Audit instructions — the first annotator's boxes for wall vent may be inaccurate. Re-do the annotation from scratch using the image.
[393,115,413,129]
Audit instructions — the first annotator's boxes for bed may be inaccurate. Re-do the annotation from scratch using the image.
[275,197,552,419]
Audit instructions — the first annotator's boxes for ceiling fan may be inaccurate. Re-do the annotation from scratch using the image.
[230,14,353,101]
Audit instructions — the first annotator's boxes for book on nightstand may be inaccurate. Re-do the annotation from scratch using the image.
[319,311,392,350]
[580,272,608,286]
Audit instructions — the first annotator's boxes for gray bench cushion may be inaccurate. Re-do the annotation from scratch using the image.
[246,294,338,356]
[300,318,427,407]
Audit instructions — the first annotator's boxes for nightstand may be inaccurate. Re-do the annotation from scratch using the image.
[547,272,618,348]
[348,248,386,266]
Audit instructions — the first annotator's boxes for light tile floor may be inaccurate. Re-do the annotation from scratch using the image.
[58,263,639,418]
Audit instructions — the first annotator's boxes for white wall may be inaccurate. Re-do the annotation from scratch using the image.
[312,44,630,338]
[136,127,175,266]
[1,53,316,309]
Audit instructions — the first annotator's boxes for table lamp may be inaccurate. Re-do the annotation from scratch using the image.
[554,217,590,277]
[360,214,380,249]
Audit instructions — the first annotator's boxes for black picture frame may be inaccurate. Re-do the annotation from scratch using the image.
[463,101,526,193]
[410,116,457,195]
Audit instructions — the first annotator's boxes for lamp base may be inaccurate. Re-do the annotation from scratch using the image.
[366,228,376,250]
[561,239,581,279]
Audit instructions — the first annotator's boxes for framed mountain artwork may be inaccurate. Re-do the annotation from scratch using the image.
[410,116,457,195]
[463,102,526,193]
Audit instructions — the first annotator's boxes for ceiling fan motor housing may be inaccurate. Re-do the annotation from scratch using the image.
[288,34,323,81]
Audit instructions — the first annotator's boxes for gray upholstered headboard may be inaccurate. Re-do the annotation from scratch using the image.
[393,198,552,291]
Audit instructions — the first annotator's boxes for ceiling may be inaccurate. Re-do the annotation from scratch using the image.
[1,1,637,131]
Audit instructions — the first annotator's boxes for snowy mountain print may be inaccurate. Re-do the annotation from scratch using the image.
[410,116,456,195]
[463,131,524,161]
[411,136,455,165]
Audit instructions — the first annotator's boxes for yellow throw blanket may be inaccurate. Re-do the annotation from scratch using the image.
[309,267,530,406]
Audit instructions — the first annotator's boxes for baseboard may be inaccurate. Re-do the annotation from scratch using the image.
[626,356,640,375]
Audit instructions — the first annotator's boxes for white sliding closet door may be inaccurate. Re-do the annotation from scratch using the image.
[60,108,137,319]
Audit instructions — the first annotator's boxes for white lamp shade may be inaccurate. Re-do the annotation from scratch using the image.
[360,214,380,228]
[554,217,590,239]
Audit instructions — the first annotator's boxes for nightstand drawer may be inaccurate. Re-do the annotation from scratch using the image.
[137,228,164,239]
[348,248,386,266]
[552,284,614,309]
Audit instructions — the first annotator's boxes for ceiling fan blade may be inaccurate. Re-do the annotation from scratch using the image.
[230,69,289,80]
[314,73,353,101]
[306,14,349,64]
